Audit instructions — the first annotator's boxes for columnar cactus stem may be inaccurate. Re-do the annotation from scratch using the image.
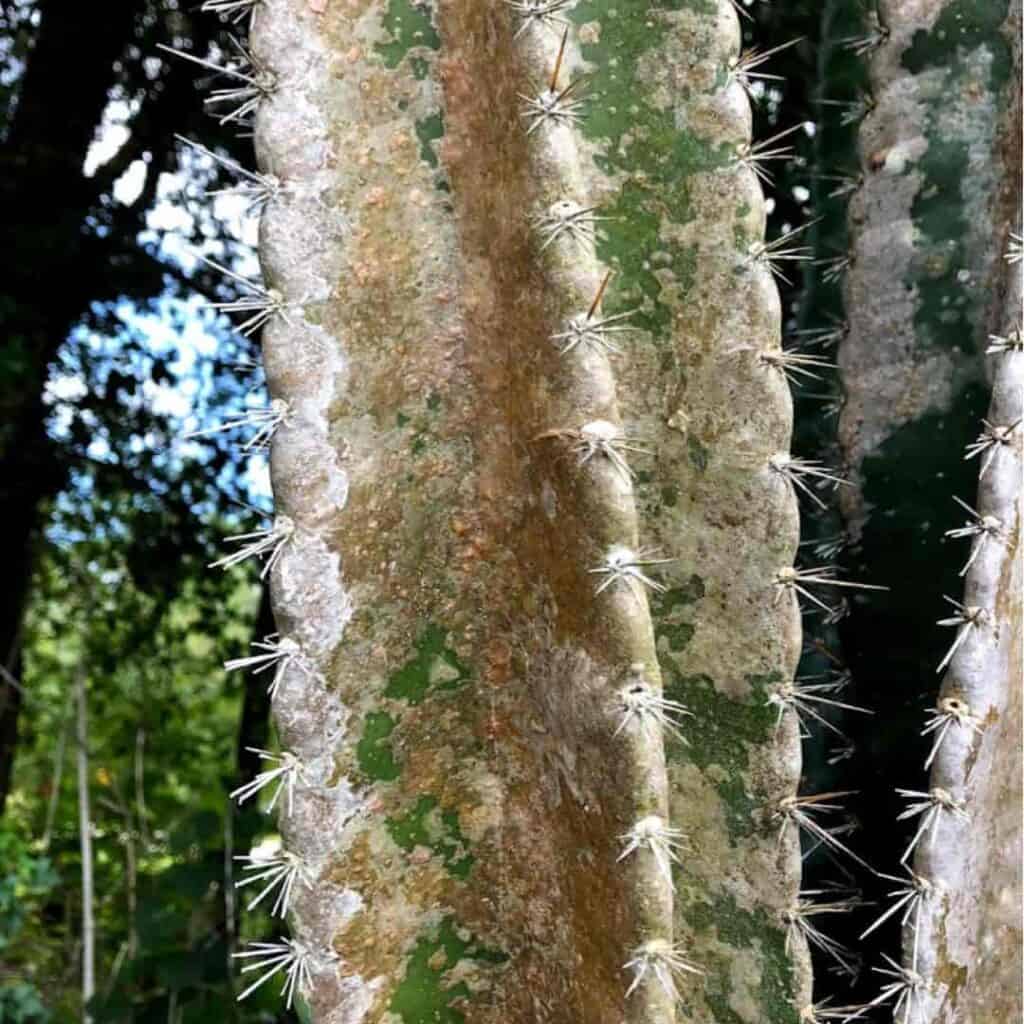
[239,0,808,1020]
[908,224,1022,1022]
[839,0,1020,556]
[840,0,1021,1019]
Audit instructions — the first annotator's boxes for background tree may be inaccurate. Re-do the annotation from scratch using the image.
[0,0,284,1019]
[0,0,256,808]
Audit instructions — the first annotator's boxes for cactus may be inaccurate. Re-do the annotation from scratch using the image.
[191,0,822,1019]
[910,260,1023,1024]
[839,0,1022,1020]
[174,0,1023,1020]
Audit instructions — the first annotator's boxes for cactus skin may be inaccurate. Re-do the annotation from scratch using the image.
[841,0,1022,1018]
[586,4,810,1021]
[250,1,807,1021]
[912,251,1022,1024]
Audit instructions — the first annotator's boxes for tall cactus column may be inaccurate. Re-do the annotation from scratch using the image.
[246,1,808,1021]
[839,0,1021,1019]
[910,238,1022,1024]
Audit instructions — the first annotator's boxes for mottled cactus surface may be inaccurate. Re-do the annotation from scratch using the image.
[245,0,812,1021]
[840,0,1021,1022]
[181,0,1023,1021]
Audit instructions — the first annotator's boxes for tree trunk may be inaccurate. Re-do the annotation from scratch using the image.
[0,0,139,814]
[841,0,1022,1018]
[243,1,812,1020]
[0,0,235,813]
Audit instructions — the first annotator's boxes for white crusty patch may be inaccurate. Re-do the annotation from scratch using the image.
[250,0,369,1015]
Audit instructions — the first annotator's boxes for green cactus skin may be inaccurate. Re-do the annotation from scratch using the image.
[248,1,808,1020]
[840,0,1022,1020]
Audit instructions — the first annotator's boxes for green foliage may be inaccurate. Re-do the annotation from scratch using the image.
[0,828,59,948]
[0,983,51,1024]
[0,827,58,1023]
[5,541,269,1022]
